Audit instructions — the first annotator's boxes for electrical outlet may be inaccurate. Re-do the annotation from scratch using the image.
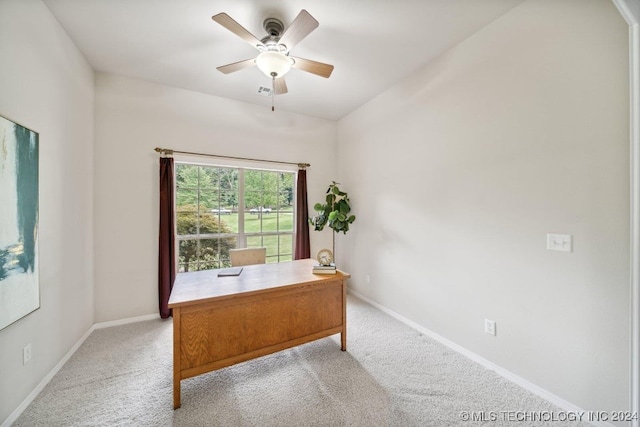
[484,319,496,336]
[23,343,32,365]
[365,274,371,284]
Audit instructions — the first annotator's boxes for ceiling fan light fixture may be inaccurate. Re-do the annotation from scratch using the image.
[255,51,293,78]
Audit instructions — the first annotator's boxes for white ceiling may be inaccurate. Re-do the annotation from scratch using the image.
[43,0,526,121]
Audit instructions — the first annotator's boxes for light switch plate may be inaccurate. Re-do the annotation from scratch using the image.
[546,234,572,252]
[484,319,496,336]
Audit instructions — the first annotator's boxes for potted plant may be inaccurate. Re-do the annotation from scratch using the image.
[309,181,356,261]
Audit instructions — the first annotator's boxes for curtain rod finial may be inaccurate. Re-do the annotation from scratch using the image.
[298,163,310,169]
[155,147,174,156]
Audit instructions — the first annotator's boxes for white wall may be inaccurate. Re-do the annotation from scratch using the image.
[0,0,95,424]
[338,0,630,416]
[93,73,337,322]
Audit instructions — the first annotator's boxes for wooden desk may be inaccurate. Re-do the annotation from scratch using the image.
[168,258,349,409]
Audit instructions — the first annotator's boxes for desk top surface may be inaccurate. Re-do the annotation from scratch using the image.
[168,258,349,308]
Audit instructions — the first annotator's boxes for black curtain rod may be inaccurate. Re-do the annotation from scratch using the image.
[154,147,310,169]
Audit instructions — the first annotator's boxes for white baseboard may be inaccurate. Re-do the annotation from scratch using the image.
[93,313,160,330]
[347,290,614,427]
[1,313,160,427]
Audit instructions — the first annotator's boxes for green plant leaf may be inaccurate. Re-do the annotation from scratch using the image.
[314,217,326,231]
[311,181,355,236]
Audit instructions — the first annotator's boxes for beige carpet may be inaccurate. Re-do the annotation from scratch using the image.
[14,295,588,426]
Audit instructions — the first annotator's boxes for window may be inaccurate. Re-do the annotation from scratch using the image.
[175,163,295,272]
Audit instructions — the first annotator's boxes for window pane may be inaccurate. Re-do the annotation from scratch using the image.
[247,235,263,248]
[279,234,293,260]
[278,208,293,232]
[219,212,238,234]
[198,167,216,191]
[199,188,219,212]
[220,191,237,212]
[280,173,294,198]
[176,210,198,236]
[178,239,199,272]
[176,187,198,209]
[261,171,278,210]
[178,239,216,272]
[195,238,219,271]
[176,165,198,192]
[244,209,261,233]
[219,168,238,191]
[178,237,237,272]
[213,191,238,231]
[278,254,293,263]
[197,211,227,235]
[244,169,262,207]
[244,170,264,232]
[261,209,276,232]
[176,163,295,271]
[262,235,279,263]
[218,236,237,267]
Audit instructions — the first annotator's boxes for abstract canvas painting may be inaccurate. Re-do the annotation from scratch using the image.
[0,115,39,330]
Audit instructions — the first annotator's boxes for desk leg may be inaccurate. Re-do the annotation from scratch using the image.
[173,307,182,409]
[341,280,347,351]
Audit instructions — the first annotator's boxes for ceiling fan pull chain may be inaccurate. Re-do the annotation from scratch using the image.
[271,72,276,112]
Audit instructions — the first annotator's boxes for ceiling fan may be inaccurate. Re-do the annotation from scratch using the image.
[211,10,334,102]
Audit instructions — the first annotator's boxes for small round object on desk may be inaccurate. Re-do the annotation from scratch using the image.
[317,248,333,266]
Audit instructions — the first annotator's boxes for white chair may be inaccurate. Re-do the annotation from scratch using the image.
[229,247,267,267]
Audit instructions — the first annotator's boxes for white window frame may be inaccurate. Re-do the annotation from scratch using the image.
[173,154,298,271]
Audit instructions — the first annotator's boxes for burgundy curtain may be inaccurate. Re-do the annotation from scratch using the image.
[294,168,311,259]
[158,157,176,318]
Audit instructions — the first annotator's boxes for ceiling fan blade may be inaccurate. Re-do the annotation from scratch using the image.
[216,58,255,74]
[278,10,318,51]
[273,77,288,95]
[212,13,265,50]
[290,57,334,78]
